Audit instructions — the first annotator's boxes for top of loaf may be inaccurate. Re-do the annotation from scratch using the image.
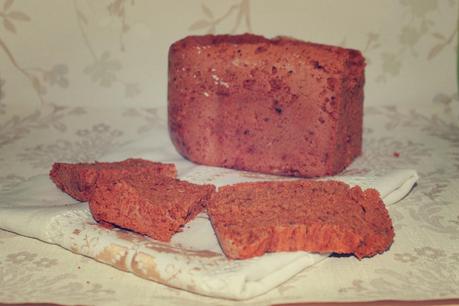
[176,33,269,45]
[169,34,365,76]
[169,33,363,57]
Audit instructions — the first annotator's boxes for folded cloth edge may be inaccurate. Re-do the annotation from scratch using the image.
[374,169,419,205]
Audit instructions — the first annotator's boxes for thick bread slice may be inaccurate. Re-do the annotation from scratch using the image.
[89,175,215,242]
[207,180,394,259]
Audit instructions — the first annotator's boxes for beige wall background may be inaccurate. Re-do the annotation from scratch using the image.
[0,0,457,117]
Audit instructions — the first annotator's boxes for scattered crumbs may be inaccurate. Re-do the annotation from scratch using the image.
[393,152,400,158]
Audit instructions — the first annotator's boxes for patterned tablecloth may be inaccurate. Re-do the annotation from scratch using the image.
[0,103,458,305]
[0,0,458,305]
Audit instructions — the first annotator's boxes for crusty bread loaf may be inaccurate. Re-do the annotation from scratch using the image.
[49,158,176,201]
[168,34,365,177]
[207,180,394,259]
[89,175,215,242]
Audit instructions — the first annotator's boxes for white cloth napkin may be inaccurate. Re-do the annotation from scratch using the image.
[0,129,419,300]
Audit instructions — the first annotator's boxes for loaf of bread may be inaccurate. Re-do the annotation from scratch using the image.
[207,180,394,259]
[89,175,215,242]
[168,34,365,177]
[49,158,176,201]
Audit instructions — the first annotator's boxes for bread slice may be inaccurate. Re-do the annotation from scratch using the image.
[207,180,394,259]
[89,175,215,242]
[49,158,176,201]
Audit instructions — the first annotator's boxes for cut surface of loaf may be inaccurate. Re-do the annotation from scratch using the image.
[49,158,177,201]
[207,180,394,259]
[89,176,215,242]
[168,34,365,177]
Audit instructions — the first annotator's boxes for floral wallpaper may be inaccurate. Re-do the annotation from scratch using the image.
[0,0,457,115]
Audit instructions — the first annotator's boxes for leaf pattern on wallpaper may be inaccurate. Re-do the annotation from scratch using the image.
[0,0,45,104]
[107,0,134,52]
[42,64,69,88]
[362,0,456,82]
[427,27,458,60]
[84,51,122,87]
[0,0,30,34]
[0,105,86,149]
[74,0,140,98]
[189,0,252,34]
[0,1,71,106]
[23,64,70,92]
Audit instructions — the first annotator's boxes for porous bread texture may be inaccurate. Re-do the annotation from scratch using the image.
[168,34,365,177]
[49,158,176,201]
[207,180,394,259]
[89,175,215,242]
